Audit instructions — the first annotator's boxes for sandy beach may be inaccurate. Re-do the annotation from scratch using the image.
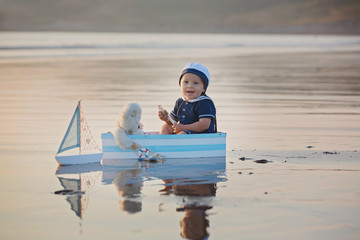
[0,32,359,239]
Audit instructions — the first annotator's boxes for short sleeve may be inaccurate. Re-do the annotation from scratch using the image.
[197,99,216,120]
[171,98,182,119]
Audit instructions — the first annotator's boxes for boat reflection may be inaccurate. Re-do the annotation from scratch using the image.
[102,156,226,185]
[103,156,226,239]
[55,163,102,219]
[55,157,226,239]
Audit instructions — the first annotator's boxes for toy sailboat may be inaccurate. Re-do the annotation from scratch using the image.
[55,100,103,165]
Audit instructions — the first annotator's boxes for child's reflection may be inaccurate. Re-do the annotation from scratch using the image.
[160,180,216,240]
[178,205,212,240]
[113,169,143,214]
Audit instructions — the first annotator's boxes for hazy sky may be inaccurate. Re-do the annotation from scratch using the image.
[0,0,359,34]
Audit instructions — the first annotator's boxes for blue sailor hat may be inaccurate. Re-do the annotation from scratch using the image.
[179,62,210,91]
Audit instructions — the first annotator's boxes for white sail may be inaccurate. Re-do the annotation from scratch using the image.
[57,105,80,154]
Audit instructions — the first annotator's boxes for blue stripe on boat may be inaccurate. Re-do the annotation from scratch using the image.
[101,132,226,140]
[103,144,226,153]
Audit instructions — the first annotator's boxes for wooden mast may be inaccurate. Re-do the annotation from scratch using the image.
[78,100,82,155]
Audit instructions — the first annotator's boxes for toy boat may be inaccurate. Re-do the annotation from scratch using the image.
[101,132,226,160]
[55,100,103,165]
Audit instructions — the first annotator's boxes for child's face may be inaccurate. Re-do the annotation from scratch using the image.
[180,73,205,100]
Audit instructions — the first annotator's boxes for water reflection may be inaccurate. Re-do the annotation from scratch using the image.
[178,205,211,240]
[55,157,225,239]
[55,163,102,219]
[103,157,225,239]
[113,169,143,214]
[161,179,216,240]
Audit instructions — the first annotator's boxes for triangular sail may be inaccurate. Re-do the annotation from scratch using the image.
[57,105,80,154]
[79,104,102,153]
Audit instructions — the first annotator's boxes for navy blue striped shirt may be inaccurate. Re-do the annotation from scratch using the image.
[171,95,216,133]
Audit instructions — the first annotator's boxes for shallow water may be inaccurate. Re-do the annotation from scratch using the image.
[0,32,360,239]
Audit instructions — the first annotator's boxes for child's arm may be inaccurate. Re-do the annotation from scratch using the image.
[172,118,211,134]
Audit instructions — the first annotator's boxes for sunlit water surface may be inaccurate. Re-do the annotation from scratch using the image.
[0,32,360,240]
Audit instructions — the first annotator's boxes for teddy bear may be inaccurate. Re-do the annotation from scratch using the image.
[113,103,145,150]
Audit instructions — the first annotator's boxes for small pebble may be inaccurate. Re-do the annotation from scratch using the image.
[238,172,242,174]
[248,172,253,175]
[254,159,271,164]
[323,151,338,155]
[239,157,246,161]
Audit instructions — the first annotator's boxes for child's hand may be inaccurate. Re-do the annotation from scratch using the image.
[172,123,186,134]
[158,110,167,121]
[158,105,177,125]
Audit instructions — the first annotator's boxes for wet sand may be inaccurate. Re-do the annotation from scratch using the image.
[217,149,360,239]
[0,40,360,239]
